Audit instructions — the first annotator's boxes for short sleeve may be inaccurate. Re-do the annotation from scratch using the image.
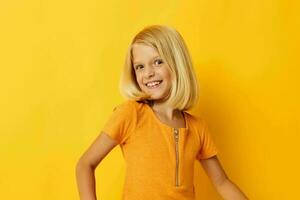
[101,101,137,145]
[196,120,219,160]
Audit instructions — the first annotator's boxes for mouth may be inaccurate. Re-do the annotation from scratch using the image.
[145,80,163,89]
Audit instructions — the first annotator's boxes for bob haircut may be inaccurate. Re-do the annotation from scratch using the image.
[119,25,200,111]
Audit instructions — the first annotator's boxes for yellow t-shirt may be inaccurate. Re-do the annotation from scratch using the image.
[101,100,218,200]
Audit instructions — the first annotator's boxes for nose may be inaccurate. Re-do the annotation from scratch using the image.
[144,66,155,78]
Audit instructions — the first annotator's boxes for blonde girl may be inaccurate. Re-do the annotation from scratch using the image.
[76,25,248,200]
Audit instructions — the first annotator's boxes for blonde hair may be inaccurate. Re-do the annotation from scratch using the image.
[119,25,200,111]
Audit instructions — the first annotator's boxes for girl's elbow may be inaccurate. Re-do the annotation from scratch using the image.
[76,158,95,171]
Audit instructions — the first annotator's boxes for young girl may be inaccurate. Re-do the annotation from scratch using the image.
[76,25,248,200]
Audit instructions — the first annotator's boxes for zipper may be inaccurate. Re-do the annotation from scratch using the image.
[174,128,179,186]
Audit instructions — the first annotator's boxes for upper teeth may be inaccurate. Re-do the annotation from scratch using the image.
[146,81,161,87]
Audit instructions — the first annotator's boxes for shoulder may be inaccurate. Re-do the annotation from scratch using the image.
[113,99,144,113]
[184,112,207,132]
[117,99,143,107]
[185,112,206,126]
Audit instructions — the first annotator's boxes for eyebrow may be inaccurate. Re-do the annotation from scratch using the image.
[133,56,161,65]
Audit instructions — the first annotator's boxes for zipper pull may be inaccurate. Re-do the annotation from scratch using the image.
[174,128,179,139]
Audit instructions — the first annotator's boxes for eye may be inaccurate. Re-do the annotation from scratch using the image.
[154,59,163,66]
[135,65,144,70]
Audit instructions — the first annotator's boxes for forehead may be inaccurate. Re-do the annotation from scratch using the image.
[132,43,160,63]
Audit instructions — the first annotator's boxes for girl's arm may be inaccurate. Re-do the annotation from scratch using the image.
[199,155,249,200]
[76,132,118,200]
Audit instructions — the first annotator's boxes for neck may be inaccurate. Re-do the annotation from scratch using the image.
[150,100,181,121]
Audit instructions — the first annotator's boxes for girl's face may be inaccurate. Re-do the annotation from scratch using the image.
[132,43,172,101]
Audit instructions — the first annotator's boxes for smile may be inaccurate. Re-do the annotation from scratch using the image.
[145,80,162,89]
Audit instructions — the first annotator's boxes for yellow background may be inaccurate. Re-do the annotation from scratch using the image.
[1,0,299,199]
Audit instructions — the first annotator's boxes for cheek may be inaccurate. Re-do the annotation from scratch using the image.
[162,68,172,81]
[135,74,143,87]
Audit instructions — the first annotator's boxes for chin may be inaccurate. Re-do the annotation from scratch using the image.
[142,87,168,100]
